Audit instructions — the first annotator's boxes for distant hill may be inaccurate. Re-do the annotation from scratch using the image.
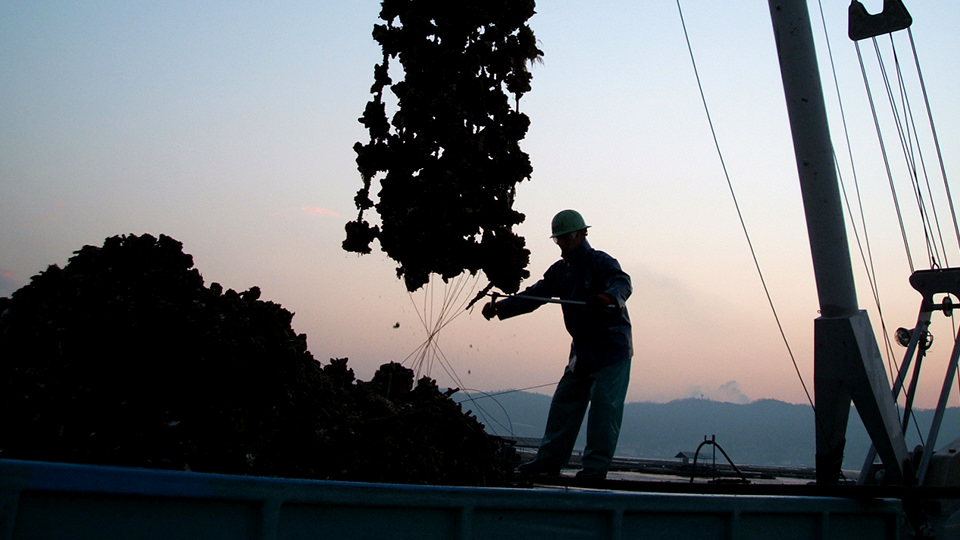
[458,391,960,470]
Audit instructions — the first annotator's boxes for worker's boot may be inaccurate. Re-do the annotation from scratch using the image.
[575,468,607,481]
[516,459,560,477]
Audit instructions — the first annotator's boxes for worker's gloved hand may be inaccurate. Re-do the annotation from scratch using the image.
[481,301,499,320]
[586,293,615,312]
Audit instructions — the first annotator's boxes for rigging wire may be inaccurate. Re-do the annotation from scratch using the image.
[900,29,960,409]
[850,35,932,443]
[863,28,958,405]
[851,19,960,431]
[453,383,561,439]
[454,388,518,436]
[404,272,478,377]
[888,35,949,268]
[401,272,521,435]
[431,339,517,435]
[814,1,926,443]
[859,29,958,271]
[872,36,943,269]
[908,28,960,249]
[855,40,915,273]
[675,0,813,411]
[812,1,901,386]
[824,7,926,440]
[815,4,943,434]
[458,382,560,399]
[900,33,957,268]
[403,270,568,438]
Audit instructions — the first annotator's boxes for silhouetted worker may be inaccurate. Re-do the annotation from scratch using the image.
[482,209,632,480]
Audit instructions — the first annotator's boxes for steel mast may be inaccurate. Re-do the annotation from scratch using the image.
[767,0,909,485]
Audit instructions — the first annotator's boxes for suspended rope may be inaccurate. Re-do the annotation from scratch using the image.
[854,25,960,426]
[890,36,951,268]
[848,8,960,441]
[908,28,960,251]
[815,5,937,458]
[458,382,559,399]
[855,41,916,273]
[813,2,900,377]
[675,0,813,411]
[873,35,944,268]
[856,26,960,272]
[404,272,479,377]
[453,382,561,439]
[454,388,518,437]
[401,272,522,434]
[404,272,565,437]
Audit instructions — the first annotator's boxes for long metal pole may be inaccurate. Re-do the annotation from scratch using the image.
[490,293,586,306]
[768,0,909,485]
[768,0,858,318]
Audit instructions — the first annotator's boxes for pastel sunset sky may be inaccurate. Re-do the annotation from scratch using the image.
[2,1,958,411]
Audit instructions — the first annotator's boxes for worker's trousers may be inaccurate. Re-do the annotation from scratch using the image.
[535,357,631,473]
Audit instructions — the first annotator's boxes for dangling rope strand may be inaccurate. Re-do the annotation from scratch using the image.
[856,25,960,434]
[883,35,946,268]
[405,273,477,376]
[676,0,812,410]
[904,98,952,268]
[856,40,915,273]
[873,33,953,270]
[908,28,960,254]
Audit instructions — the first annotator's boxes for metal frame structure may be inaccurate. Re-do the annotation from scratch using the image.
[767,0,911,485]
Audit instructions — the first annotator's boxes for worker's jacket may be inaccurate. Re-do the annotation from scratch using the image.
[495,239,633,373]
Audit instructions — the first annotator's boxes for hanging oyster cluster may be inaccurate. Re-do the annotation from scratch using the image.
[344,0,542,293]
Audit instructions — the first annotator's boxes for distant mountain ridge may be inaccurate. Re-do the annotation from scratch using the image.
[458,391,960,470]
